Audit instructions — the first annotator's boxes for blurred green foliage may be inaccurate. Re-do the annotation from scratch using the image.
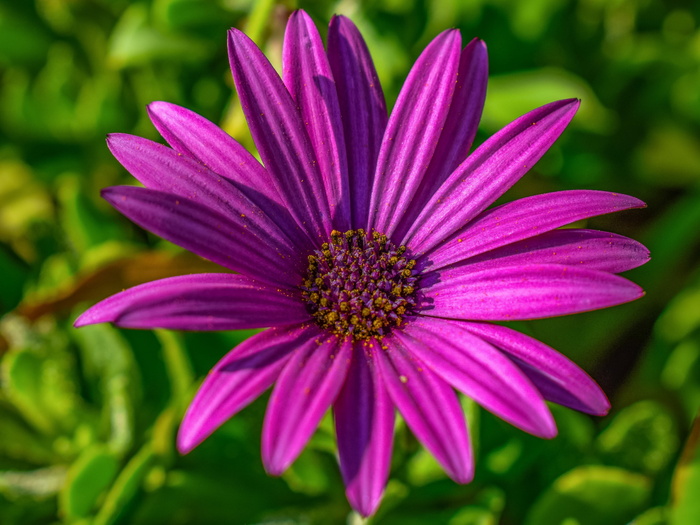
[1,0,699,523]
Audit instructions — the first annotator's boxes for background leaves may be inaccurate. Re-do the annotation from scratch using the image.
[1,0,699,523]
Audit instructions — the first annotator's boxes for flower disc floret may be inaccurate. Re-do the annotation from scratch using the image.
[302,229,418,340]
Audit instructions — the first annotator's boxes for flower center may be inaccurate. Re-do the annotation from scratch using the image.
[301,229,418,340]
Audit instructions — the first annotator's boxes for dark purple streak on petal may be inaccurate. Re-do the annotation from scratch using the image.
[334,342,394,518]
[398,317,556,437]
[403,99,580,253]
[422,190,646,270]
[441,229,650,274]
[107,133,307,254]
[102,186,302,286]
[422,263,645,320]
[73,273,309,331]
[228,29,331,243]
[262,335,352,475]
[178,323,320,453]
[462,322,610,415]
[284,10,350,230]
[368,30,462,237]
[327,15,388,228]
[374,337,473,482]
[394,39,488,240]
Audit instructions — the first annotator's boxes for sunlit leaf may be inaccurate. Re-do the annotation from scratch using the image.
[524,466,651,525]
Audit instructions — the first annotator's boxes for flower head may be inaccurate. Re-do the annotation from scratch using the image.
[75,10,649,516]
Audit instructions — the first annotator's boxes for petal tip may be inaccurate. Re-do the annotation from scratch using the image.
[348,491,383,519]
[176,427,199,455]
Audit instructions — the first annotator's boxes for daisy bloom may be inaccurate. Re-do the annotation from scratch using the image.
[75,10,649,517]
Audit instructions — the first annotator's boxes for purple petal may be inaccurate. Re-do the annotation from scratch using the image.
[178,323,320,453]
[327,15,388,228]
[262,335,352,475]
[374,337,473,482]
[403,99,580,253]
[397,317,556,438]
[423,190,647,270]
[393,38,488,239]
[102,186,303,286]
[334,342,394,517]
[228,28,331,242]
[73,273,309,331]
[462,322,610,415]
[367,30,462,237]
[146,101,279,204]
[283,11,350,230]
[421,263,645,321]
[442,229,650,274]
[106,133,307,253]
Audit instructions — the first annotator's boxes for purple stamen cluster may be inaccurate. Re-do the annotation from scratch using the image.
[302,229,418,340]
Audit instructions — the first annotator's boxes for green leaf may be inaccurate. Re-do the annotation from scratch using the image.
[482,69,613,134]
[2,349,56,434]
[0,466,66,499]
[155,330,194,405]
[524,466,651,525]
[597,401,679,474]
[59,445,119,519]
[108,4,210,68]
[670,414,700,525]
[72,323,140,455]
[0,408,58,464]
[93,443,156,525]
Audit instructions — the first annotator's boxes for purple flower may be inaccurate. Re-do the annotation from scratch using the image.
[75,10,649,516]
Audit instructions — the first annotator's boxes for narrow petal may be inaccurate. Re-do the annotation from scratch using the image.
[107,133,306,253]
[228,28,331,243]
[327,15,387,228]
[423,190,646,270]
[442,229,650,274]
[462,322,610,415]
[283,10,349,229]
[368,30,462,237]
[394,39,488,239]
[146,101,280,204]
[421,263,645,321]
[262,335,352,475]
[73,273,309,331]
[178,324,319,453]
[334,343,394,517]
[374,337,473,482]
[403,99,580,253]
[102,186,303,286]
[397,318,557,437]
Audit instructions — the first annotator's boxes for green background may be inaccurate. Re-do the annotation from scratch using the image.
[1,0,699,523]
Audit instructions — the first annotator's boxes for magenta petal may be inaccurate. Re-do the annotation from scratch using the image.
[262,335,352,475]
[394,38,488,239]
[102,186,302,285]
[283,11,350,230]
[178,324,319,453]
[146,101,279,204]
[334,342,394,517]
[462,322,610,415]
[367,30,462,237]
[106,133,305,253]
[327,15,387,229]
[228,28,331,242]
[403,99,580,252]
[445,229,650,274]
[422,263,645,321]
[398,318,556,438]
[423,190,647,269]
[73,273,309,330]
[374,337,473,482]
